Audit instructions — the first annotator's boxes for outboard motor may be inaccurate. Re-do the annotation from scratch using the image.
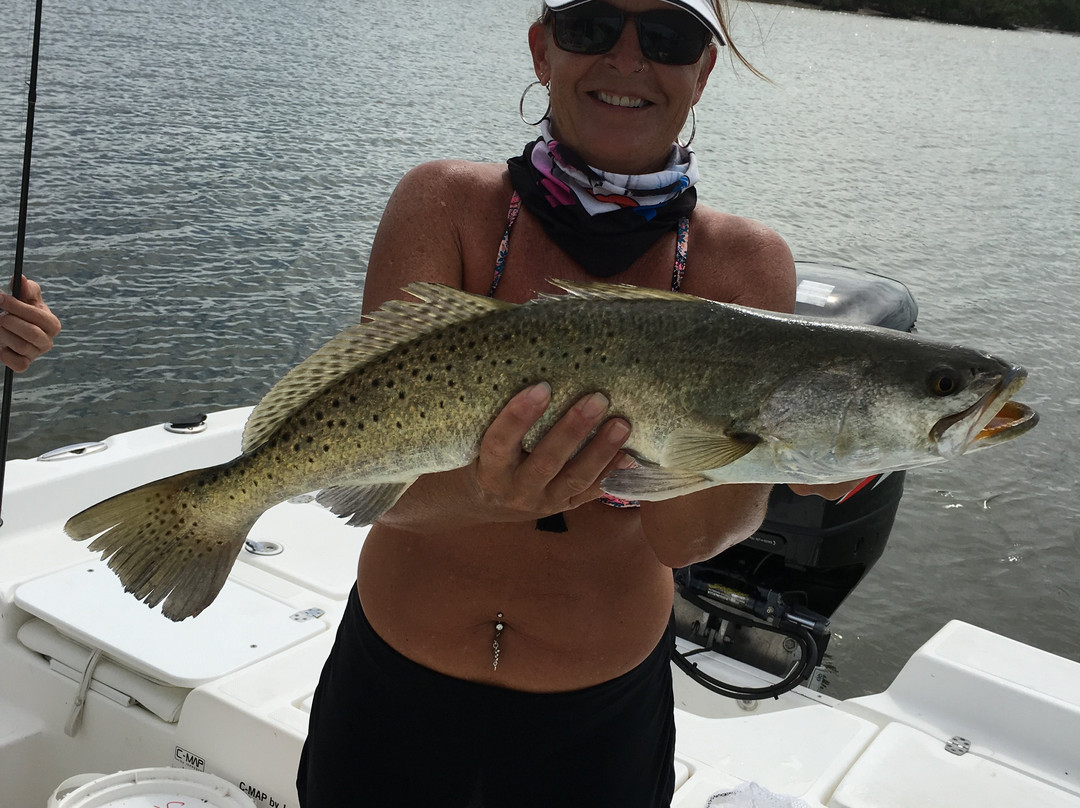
[673,263,918,699]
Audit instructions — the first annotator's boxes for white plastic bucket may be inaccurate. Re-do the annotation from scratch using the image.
[48,767,257,808]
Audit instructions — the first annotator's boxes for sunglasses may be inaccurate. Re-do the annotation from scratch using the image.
[549,1,716,67]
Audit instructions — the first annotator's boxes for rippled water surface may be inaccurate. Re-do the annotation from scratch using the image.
[2,0,1077,696]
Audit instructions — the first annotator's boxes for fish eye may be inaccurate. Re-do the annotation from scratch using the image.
[928,367,963,397]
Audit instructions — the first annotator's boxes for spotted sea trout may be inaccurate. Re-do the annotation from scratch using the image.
[65,281,1037,620]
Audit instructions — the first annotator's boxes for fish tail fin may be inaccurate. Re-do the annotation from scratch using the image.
[64,469,254,621]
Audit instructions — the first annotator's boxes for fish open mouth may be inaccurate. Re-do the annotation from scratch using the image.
[931,365,1037,455]
[973,399,1039,446]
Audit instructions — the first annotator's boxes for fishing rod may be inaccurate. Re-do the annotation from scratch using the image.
[0,0,46,526]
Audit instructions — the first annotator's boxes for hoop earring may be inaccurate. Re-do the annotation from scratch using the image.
[519,80,550,126]
[679,105,697,148]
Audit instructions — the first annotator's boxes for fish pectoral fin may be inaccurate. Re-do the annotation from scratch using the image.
[316,480,416,527]
[601,465,714,501]
[662,428,761,471]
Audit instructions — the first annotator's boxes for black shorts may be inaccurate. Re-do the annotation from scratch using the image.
[297,587,676,807]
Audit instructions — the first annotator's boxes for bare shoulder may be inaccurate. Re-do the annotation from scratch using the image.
[391,159,506,200]
[682,207,796,314]
[364,161,509,313]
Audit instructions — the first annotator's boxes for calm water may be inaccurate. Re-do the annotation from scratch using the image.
[1,0,1077,697]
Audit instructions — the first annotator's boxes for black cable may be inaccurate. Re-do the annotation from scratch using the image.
[672,592,820,700]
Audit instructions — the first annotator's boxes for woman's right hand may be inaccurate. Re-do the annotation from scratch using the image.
[469,383,632,521]
[375,383,632,531]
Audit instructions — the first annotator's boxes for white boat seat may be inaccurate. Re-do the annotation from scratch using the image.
[14,560,326,689]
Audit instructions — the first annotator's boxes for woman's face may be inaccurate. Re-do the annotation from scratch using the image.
[529,0,717,175]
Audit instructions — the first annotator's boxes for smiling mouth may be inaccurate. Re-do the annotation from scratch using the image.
[594,91,648,109]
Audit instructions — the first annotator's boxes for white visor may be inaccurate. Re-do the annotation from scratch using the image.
[542,0,726,45]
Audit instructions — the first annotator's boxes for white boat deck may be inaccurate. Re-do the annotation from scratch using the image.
[1,408,1077,808]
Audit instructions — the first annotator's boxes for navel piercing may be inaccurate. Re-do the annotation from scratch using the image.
[492,613,505,671]
[633,61,646,73]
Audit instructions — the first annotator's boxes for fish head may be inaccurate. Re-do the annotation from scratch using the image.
[750,330,1038,480]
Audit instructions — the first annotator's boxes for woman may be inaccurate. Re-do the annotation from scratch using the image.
[299,1,843,805]
[0,277,60,372]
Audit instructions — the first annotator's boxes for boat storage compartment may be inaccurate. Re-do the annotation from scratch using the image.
[836,620,1080,806]
[829,722,1080,808]
[15,560,326,689]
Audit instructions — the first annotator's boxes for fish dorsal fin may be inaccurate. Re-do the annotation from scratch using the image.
[242,284,513,453]
[662,427,762,471]
[545,279,698,305]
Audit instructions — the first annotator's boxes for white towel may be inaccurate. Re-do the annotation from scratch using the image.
[705,782,812,808]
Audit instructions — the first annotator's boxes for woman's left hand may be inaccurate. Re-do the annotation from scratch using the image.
[0,277,61,372]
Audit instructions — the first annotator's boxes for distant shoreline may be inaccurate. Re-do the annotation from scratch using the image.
[748,0,1080,35]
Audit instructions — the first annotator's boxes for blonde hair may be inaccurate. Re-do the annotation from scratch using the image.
[705,0,767,80]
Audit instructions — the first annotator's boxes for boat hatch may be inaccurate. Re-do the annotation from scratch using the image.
[14,561,327,689]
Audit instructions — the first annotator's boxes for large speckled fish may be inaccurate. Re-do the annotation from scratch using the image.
[65,281,1037,620]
